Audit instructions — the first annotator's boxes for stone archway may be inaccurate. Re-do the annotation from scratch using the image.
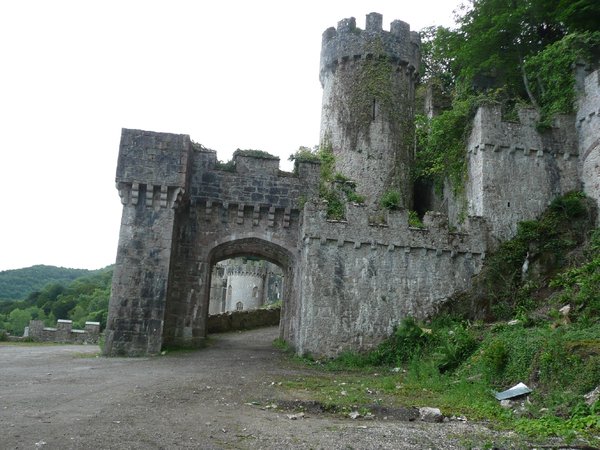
[204,237,298,343]
[103,129,319,356]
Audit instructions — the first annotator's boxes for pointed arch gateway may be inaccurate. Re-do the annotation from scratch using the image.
[102,129,318,356]
[203,236,298,343]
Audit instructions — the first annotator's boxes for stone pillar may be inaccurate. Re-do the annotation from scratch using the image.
[103,129,190,356]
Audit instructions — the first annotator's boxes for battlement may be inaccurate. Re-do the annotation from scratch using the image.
[225,263,267,278]
[27,319,101,344]
[301,201,489,256]
[468,105,577,159]
[192,145,320,183]
[320,12,420,86]
[190,147,320,211]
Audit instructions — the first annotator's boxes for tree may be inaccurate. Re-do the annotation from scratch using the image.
[450,0,567,106]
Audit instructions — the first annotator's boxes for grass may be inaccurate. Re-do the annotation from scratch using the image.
[274,315,600,446]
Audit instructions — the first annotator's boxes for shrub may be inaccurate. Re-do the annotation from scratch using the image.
[380,190,401,210]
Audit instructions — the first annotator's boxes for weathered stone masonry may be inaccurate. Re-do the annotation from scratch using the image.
[104,132,320,356]
[104,13,599,358]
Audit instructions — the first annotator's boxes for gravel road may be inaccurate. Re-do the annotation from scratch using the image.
[1,327,524,449]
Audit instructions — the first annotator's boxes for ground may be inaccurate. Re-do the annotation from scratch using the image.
[1,327,525,449]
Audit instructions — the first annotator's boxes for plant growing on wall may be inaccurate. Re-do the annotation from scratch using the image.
[290,143,365,219]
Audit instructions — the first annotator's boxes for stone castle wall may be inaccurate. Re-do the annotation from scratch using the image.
[577,68,600,222]
[465,106,580,241]
[104,15,598,359]
[295,202,489,356]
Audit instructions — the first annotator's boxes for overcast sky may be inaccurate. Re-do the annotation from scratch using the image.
[0,0,461,272]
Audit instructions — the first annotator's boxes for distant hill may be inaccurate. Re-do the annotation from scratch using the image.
[0,265,96,301]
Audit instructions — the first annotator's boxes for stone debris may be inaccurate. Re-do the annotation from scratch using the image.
[348,411,361,419]
[418,407,444,423]
[286,412,305,420]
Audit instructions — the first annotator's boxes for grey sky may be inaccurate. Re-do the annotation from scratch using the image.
[0,0,461,271]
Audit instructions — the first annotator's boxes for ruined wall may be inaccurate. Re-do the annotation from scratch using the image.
[465,106,580,241]
[296,202,489,357]
[319,13,420,207]
[28,320,101,344]
[577,67,600,222]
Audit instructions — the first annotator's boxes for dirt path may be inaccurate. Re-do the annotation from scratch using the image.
[1,327,514,449]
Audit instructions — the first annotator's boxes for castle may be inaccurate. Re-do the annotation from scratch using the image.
[207,258,282,315]
[103,13,599,357]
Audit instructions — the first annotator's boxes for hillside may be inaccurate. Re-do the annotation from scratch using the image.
[0,265,96,301]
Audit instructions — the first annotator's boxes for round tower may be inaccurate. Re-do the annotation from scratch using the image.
[319,12,421,207]
[224,261,267,311]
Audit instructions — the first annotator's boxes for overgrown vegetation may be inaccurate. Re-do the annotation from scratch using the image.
[414,0,600,193]
[289,143,365,220]
[276,193,600,445]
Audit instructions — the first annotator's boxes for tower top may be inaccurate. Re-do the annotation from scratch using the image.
[320,12,421,86]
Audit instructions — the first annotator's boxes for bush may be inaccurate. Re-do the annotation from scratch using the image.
[380,190,401,210]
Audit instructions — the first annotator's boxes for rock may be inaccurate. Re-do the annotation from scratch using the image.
[584,386,600,405]
[418,407,443,423]
[559,304,571,316]
[348,411,361,419]
[286,412,305,420]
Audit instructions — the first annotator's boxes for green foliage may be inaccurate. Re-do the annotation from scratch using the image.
[288,146,320,165]
[415,1,600,186]
[290,141,365,220]
[0,265,92,301]
[413,93,481,193]
[524,32,600,126]
[408,211,424,228]
[480,192,594,320]
[0,268,112,334]
[450,0,566,100]
[550,228,600,321]
[380,190,401,210]
[233,148,278,159]
[215,159,235,172]
[419,26,457,91]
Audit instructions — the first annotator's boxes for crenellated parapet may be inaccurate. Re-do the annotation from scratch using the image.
[190,146,320,212]
[225,263,268,278]
[301,201,490,257]
[465,105,580,240]
[320,12,420,86]
[468,105,577,160]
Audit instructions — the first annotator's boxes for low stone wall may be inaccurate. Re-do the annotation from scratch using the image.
[27,319,101,344]
[207,307,280,334]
